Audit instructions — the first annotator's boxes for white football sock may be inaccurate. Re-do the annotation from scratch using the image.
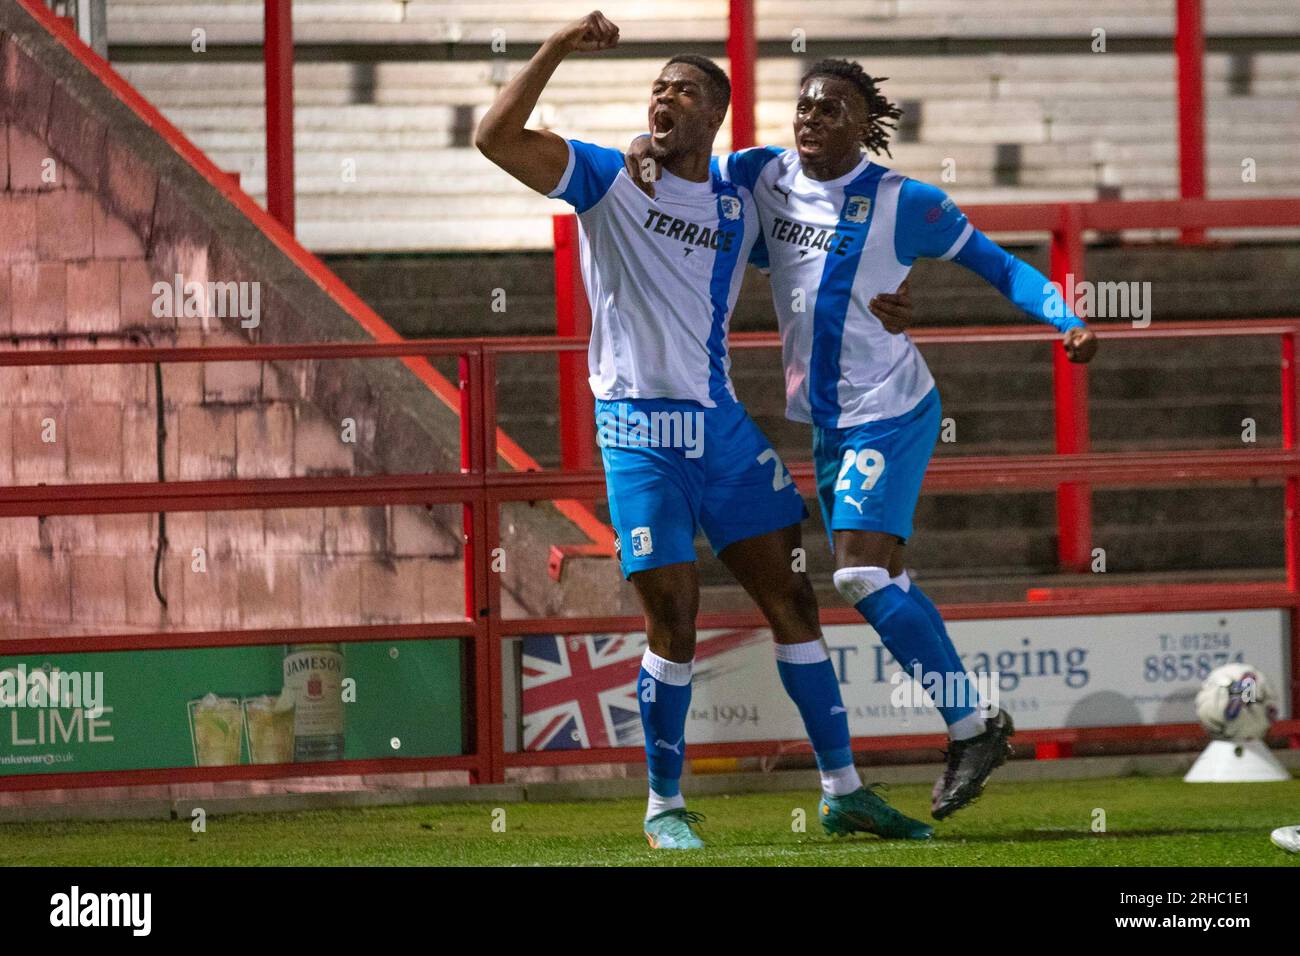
[640,649,693,686]
[822,765,862,798]
[646,790,686,820]
[949,710,990,741]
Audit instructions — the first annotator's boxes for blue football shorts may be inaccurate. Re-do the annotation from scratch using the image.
[812,387,941,546]
[597,396,808,578]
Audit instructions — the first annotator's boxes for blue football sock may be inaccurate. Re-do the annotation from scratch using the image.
[774,640,854,788]
[903,577,984,724]
[637,651,693,799]
[857,583,976,726]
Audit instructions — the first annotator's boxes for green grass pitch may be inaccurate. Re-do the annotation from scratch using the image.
[3,775,1298,866]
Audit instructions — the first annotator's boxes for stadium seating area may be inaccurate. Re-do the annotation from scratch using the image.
[106,0,1300,251]
[62,0,1300,605]
[100,0,1300,43]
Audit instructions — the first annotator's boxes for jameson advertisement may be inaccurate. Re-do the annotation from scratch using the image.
[0,640,464,776]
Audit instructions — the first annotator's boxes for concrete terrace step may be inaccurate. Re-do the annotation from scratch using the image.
[198,145,1300,198]
[113,48,1300,251]
[692,483,1284,590]
[238,161,1229,200]
[700,566,1289,613]
[116,53,1300,105]
[103,0,1300,45]
[324,245,1300,341]
[259,166,1300,198]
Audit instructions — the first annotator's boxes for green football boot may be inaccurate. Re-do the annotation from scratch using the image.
[820,784,934,840]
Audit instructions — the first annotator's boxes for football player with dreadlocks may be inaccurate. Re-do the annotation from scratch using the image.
[630,58,1098,820]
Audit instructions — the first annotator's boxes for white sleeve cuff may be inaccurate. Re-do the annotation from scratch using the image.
[938,221,974,261]
[547,140,577,199]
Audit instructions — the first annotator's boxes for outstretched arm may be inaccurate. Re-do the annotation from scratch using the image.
[952,232,1097,361]
[896,181,1098,362]
[475,11,620,194]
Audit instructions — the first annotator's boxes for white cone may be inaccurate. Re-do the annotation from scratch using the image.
[1183,738,1291,783]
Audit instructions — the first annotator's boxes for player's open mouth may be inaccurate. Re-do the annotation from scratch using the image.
[798,133,824,151]
[652,111,676,140]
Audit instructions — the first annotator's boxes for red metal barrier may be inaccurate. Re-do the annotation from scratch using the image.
[554,215,596,473]
[2,312,1300,790]
[1175,0,1206,244]
[727,0,757,150]
[1284,331,1300,750]
[263,0,295,234]
[1048,203,1092,572]
[554,197,1300,576]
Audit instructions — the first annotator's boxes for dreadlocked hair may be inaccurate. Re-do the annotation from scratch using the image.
[800,58,902,157]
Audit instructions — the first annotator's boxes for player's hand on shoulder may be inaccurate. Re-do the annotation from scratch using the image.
[870,277,915,335]
[624,135,660,199]
[1063,326,1098,363]
[554,11,620,54]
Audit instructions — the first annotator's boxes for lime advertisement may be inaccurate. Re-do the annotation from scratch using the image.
[0,639,464,775]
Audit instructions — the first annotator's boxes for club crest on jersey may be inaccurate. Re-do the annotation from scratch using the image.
[843,195,872,223]
[719,195,742,220]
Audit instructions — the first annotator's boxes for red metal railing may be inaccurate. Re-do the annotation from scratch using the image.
[2,311,1300,792]
[966,196,1300,577]
[263,0,296,234]
[556,197,1300,580]
[1176,0,1207,244]
[727,0,757,150]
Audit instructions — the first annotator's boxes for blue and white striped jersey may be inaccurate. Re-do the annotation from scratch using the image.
[724,147,1083,429]
[549,139,760,407]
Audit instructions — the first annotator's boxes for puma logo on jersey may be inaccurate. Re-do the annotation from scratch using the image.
[654,737,683,755]
[843,495,866,514]
[771,184,791,203]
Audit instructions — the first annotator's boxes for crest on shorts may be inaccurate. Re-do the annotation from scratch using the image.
[630,526,654,557]
[719,195,742,221]
[844,195,872,223]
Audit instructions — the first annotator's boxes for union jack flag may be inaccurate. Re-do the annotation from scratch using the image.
[520,629,765,750]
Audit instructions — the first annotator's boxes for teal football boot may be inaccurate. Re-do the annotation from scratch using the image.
[820,784,934,840]
[644,809,706,850]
